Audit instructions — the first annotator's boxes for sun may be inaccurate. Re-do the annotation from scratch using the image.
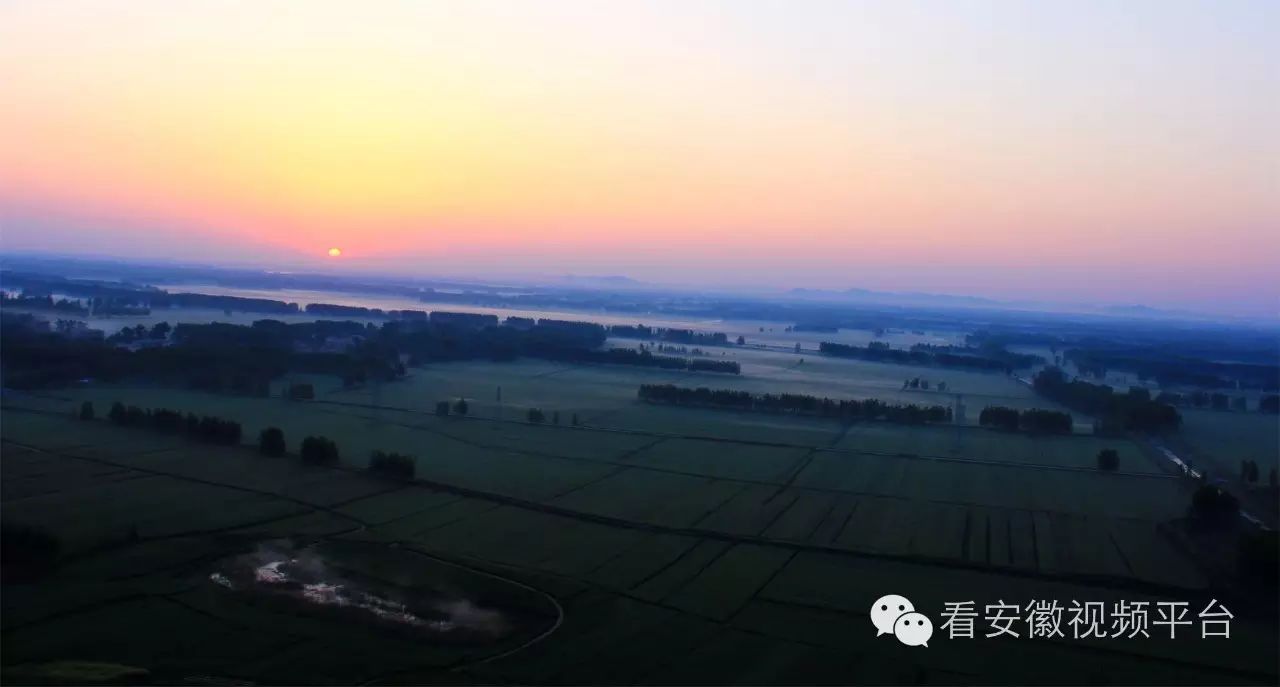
[327,247,342,258]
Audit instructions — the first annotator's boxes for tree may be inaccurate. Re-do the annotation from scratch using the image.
[151,408,183,432]
[527,408,545,423]
[1096,449,1120,471]
[435,401,450,416]
[259,427,286,457]
[552,411,560,425]
[979,406,1020,431]
[368,450,415,480]
[453,398,469,416]
[571,413,579,426]
[736,335,745,345]
[78,401,94,421]
[1189,485,1239,527]
[149,321,171,340]
[300,436,340,465]
[288,383,315,400]
[108,401,126,424]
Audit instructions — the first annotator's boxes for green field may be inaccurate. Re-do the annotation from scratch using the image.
[3,351,1276,684]
[1179,409,1280,474]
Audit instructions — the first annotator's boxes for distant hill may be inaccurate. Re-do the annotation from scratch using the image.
[557,274,644,287]
[786,287,1004,308]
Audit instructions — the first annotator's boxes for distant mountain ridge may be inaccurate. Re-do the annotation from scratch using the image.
[787,286,1003,307]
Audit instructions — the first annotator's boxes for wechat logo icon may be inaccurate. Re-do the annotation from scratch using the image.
[871,594,933,647]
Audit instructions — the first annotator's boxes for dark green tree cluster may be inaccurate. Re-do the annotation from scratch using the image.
[0,292,89,314]
[607,325,730,347]
[1189,484,1239,527]
[977,406,1072,434]
[637,384,951,424]
[978,406,1020,431]
[107,401,241,444]
[368,450,415,480]
[978,406,1073,434]
[258,427,286,456]
[1032,367,1180,432]
[1064,346,1278,391]
[821,342,1018,372]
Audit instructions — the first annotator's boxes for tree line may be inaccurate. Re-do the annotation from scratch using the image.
[304,303,428,319]
[608,325,731,346]
[5,311,748,392]
[818,341,1027,372]
[89,401,418,480]
[1064,347,1279,392]
[103,401,243,444]
[978,405,1073,434]
[910,343,1043,369]
[637,384,952,424]
[1154,390,1276,414]
[1031,367,1181,433]
[0,292,89,315]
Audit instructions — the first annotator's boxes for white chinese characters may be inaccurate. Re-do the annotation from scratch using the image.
[936,598,1233,641]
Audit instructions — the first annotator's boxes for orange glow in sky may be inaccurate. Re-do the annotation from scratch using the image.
[0,1,1276,316]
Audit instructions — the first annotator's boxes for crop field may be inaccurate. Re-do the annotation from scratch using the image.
[3,398,1276,685]
[0,350,1272,684]
[10,355,1192,586]
[304,344,1084,433]
[1178,409,1280,474]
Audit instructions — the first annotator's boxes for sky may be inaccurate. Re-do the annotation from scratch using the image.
[1,1,1277,317]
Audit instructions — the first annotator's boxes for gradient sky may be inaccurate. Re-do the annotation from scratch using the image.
[2,1,1277,316]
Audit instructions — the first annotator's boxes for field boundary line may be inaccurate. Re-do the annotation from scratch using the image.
[313,407,1166,520]
[4,422,1208,597]
[1,438,372,528]
[300,397,1176,478]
